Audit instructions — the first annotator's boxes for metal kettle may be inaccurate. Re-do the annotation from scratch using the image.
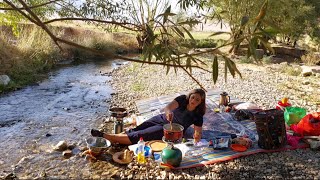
[219,92,230,106]
[161,143,182,167]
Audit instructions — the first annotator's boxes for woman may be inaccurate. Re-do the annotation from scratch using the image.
[91,88,206,145]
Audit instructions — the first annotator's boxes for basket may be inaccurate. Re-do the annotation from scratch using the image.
[254,109,287,149]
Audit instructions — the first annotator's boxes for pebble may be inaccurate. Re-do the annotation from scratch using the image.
[53,141,68,151]
[62,150,72,157]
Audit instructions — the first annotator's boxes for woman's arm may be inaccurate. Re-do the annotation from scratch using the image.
[162,99,179,113]
[193,125,202,143]
[161,99,179,122]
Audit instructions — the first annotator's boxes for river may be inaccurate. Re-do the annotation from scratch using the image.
[0,59,123,179]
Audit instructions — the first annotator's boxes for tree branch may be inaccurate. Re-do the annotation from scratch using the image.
[56,37,210,72]
[0,0,60,10]
[177,37,247,59]
[3,0,39,25]
[182,67,207,91]
[15,0,63,51]
[4,0,213,82]
[44,18,141,31]
[172,59,207,91]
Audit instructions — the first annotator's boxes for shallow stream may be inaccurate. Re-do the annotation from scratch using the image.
[0,59,123,178]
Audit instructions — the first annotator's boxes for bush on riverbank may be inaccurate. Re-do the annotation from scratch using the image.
[0,24,138,93]
[179,39,217,48]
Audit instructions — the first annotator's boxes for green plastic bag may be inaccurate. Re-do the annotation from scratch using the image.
[284,107,307,126]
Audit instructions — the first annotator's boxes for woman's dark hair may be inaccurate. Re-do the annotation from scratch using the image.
[186,88,206,116]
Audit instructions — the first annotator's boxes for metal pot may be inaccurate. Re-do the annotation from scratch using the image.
[109,107,128,118]
[86,137,111,155]
[163,123,184,142]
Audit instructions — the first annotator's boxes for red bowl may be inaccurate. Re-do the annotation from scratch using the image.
[231,144,247,152]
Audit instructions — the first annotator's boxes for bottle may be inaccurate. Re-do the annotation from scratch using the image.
[219,105,225,113]
[131,114,137,126]
[137,137,146,164]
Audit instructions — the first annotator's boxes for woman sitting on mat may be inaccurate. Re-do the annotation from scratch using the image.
[91,88,206,145]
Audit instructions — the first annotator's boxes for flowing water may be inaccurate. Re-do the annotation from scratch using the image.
[0,59,123,178]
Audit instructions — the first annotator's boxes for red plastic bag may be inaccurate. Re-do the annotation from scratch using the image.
[291,112,320,136]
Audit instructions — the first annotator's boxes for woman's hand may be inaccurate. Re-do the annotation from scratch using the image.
[162,99,179,119]
[194,136,201,143]
[165,110,173,122]
[193,131,201,143]
[193,125,202,143]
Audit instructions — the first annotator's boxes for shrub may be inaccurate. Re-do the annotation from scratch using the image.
[301,52,320,65]
[179,39,217,48]
[239,56,253,63]
[131,81,145,92]
[280,65,302,76]
[262,55,274,64]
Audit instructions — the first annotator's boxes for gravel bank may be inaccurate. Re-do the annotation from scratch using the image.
[107,59,320,179]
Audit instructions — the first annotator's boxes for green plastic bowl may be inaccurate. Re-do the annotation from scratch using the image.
[284,107,307,126]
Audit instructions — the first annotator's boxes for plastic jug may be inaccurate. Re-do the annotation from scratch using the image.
[137,137,146,164]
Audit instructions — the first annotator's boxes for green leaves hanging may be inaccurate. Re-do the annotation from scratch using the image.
[212,56,218,84]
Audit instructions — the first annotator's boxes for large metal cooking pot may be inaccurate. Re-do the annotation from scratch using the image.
[109,107,128,118]
[163,123,184,142]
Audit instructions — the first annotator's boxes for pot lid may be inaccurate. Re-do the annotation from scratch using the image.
[146,140,167,152]
[220,91,228,96]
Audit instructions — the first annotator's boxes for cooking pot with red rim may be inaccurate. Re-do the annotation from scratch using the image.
[163,123,184,142]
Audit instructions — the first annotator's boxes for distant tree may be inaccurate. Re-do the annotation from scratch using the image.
[206,0,320,48]
[266,0,317,46]
[0,0,56,35]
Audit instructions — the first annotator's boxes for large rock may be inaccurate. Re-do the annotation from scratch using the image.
[255,49,265,59]
[0,75,10,85]
[300,66,313,77]
[271,45,306,58]
[301,65,320,77]
[235,48,265,59]
[310,66,320,74]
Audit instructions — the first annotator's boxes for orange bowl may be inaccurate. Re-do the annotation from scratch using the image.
[231,144,247,152]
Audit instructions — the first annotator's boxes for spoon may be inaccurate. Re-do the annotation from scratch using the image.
[166,111,173,130]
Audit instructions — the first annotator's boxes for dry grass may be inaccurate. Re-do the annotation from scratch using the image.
[301,51,320,65]
[0,35,21,74]
[280,65,302,76]
[0,24,138,93]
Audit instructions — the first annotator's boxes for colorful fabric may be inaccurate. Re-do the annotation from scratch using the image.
[135,89,308,169]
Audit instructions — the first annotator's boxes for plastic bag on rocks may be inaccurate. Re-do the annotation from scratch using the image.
[291,112,320,136]
[284,107,307,126]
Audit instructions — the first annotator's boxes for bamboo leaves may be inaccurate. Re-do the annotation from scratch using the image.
[212,56,218,84]
[223,56,242,82]
[240,16,250,27]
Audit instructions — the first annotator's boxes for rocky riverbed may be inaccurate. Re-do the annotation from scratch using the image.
[106,58,320,179]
